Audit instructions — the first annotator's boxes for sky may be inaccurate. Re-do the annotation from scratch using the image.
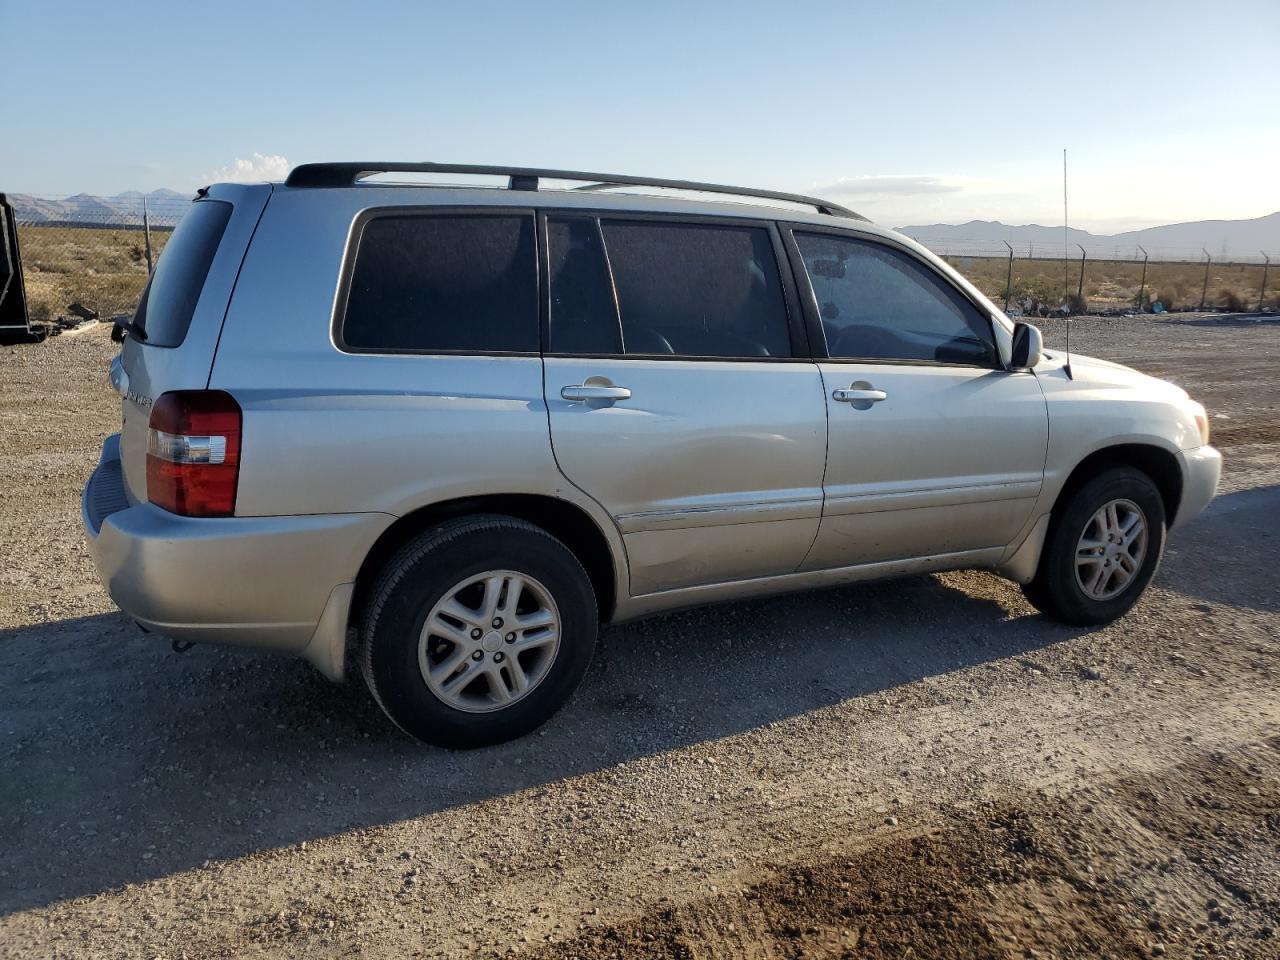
[2,0,1277,232]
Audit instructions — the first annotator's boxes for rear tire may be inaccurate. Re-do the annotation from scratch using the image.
[360,516,597,748]
[1020,466,1166,626]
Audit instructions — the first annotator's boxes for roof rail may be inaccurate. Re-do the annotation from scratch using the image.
[283,162,865,220]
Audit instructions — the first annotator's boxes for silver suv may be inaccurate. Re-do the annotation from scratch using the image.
[82,162,1222,747]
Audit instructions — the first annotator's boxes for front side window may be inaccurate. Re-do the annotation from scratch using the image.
[548,217,791,358]
[341,214,537,353]
[795,232,996,366]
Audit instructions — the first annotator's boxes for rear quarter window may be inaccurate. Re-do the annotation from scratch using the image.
[134,200,232,348]
[339,213,538,354]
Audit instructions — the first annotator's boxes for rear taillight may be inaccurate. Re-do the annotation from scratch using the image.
[146,390,241,517]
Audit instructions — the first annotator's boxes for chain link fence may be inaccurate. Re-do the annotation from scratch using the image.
[906,238,1274,316]
[6,191,1277,324]
[9,193,190,323]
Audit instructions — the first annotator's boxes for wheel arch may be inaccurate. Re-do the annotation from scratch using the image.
[1054,443,1184,527]
[348,494,621,639]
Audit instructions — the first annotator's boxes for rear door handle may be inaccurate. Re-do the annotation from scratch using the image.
[832,388,887,403]
[561,384,632,402]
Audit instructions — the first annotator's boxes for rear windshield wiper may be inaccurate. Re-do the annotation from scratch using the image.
[112,316,148,342]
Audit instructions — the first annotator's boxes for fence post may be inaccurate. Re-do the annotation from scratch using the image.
[1076,244,1086,311]
[1260,253,1271,312]
[1002,240,1014,312]
[1200,249,1210,311]
[142,198,154,274]
[1137,245,1148,311]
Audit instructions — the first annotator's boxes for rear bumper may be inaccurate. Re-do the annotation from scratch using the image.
[82,435,393,678]
[1174,444,1222,529]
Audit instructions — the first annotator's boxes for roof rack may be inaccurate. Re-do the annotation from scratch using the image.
[283,162,865,220]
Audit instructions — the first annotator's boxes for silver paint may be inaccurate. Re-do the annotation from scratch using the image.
[81,177,1223,684]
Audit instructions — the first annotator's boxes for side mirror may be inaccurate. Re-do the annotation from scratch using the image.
[1010,321,1043,369]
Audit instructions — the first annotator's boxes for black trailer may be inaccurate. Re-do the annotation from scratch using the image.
[0,193,44,344]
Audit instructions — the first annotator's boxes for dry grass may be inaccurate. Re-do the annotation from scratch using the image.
[17,225,170,320]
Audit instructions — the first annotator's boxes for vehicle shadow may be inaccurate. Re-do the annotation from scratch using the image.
[0,572,1076,914]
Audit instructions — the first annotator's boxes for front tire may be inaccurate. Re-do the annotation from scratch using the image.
[1021,466,1166,626]
[360,516,597,748]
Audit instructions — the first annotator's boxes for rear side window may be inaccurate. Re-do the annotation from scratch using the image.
[341,214,537,353]
[603,221,791,358]
[564,220,790,359]
[134,200,231,348]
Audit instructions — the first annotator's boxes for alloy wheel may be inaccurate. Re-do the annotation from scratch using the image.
[418,570,561,713]
[1074,498,1148,601]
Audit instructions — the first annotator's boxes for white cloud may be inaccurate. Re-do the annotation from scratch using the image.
[811,174,1074,229]
[205,152,290,184]
[813,175,962,197]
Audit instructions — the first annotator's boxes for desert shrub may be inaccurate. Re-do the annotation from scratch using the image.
[1009,276,1062,314]
[1218,287,1247,312]
[1064,291,1088,315]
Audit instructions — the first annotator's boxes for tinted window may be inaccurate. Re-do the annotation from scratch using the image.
[795,233,995,366]
[134,200,231,347]
[599,220,791,358]
[547,217,622,354]
[342,214,537,353]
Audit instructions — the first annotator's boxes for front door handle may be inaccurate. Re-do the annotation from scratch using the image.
[832,387,887,403]
[561,384,632,402]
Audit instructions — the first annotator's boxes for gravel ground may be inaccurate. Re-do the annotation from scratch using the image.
[1,317,1277,959]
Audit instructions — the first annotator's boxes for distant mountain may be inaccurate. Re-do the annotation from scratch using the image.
[899,212,1280,261]
[898,220,1095,247]
[6,189,192,226]
[1108,212,1280,254]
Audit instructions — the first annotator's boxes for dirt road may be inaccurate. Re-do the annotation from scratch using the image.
[1,317,1277,959]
